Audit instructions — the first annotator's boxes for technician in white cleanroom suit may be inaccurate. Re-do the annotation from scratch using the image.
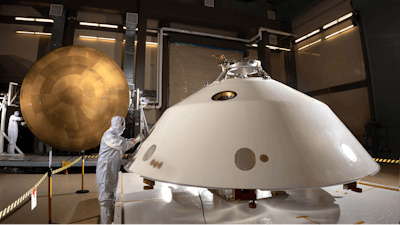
[7,111,23,154]
[96,116,142,224]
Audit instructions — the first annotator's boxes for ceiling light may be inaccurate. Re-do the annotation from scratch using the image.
[251,43,258,47]
[323,20,338,29]
[15,17,34,21]
[295,29,320,43]
[146,42,158,45]
[266,45,278,50]
[339,24,354,33]
[98,37,116,41]
[123,26,139,31]
[99,24,118,29]
[325,25,354,40]
[79,35,97,39]
[278,47,291,52]
[35,32,52,36]
[325,31,340,39]
[298,39,321,51]
[35,18,54,23]
[338,12,353,22]
[79,22,99,27]
[16,31,35,34]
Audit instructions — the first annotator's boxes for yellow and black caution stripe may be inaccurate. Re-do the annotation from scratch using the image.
[0,156,83,220]
[373,158,399,164]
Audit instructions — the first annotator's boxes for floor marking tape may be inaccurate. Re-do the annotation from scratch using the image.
[357,182,399,191]
[296,216,319,224]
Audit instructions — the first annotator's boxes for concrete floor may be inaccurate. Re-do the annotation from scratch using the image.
[0,162,398,224]
[0,173,100,224]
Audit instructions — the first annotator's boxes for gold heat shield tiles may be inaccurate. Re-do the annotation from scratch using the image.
[20,46,129,151]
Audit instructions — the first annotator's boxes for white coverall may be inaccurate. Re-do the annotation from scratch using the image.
[96,116,142,224]
[7,111,23,154]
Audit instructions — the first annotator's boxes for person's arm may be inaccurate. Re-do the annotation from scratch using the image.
[104,134,135,152]
[13,116,23,122]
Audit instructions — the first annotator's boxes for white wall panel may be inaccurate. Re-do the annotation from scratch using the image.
[169,43,243,106]
[0,24,43,84]
[296,20,366,92]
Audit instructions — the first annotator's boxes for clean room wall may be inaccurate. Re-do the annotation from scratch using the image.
[292,0,369,144]
[0,23,43,85]
[169,43,243,107]
[0,5,46,85]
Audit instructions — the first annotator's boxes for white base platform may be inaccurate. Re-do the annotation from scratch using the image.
[115,173,399,224]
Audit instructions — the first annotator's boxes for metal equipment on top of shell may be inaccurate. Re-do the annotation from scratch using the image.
[211,54,270,82]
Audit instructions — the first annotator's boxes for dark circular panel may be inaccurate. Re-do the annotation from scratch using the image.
[235,148,256,171]
[143,145,156,161]
[260,154,269,162]
[212,91,237,101]
[20,46,129,151]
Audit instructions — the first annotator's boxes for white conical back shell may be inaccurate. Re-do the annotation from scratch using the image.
[128,78,379,190]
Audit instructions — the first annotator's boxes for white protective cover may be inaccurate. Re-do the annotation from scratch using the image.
[128,78,380,190]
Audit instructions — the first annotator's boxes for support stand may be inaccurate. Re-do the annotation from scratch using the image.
[48,167,53,224]
[143,178,155,190]
[76,150,89,194]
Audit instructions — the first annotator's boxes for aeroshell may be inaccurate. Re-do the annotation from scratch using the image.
[128,77,379,190]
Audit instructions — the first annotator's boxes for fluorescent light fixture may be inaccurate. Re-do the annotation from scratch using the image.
[98,37,116,41]
[295,35,307,43]
[79,35,97,39]
[99,24,118,29]
[251,43,258,47]
[298,39,321,51]
[325,25,354,39]
[339,24,354,33]
[323,12,353,30]
[295,29,320,43]
[266,45,278,50]
[278,47,291,52]
[79,22,99,27]
[35,18,54,23]
[123,40,157,45]
[308,29,320,37]
[338,12,353,22]
[16,30,35,34]
[15,17,34,21]
[35,32,52,36]
[123,26,139,31]
[266,45,290,51]
[325,31,340,39]
[323,20,338,29]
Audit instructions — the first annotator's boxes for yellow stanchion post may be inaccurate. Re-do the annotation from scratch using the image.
[48,167,52,224]
[76,150,89,194]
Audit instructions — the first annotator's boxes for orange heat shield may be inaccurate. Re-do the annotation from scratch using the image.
[20,46,129,151]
